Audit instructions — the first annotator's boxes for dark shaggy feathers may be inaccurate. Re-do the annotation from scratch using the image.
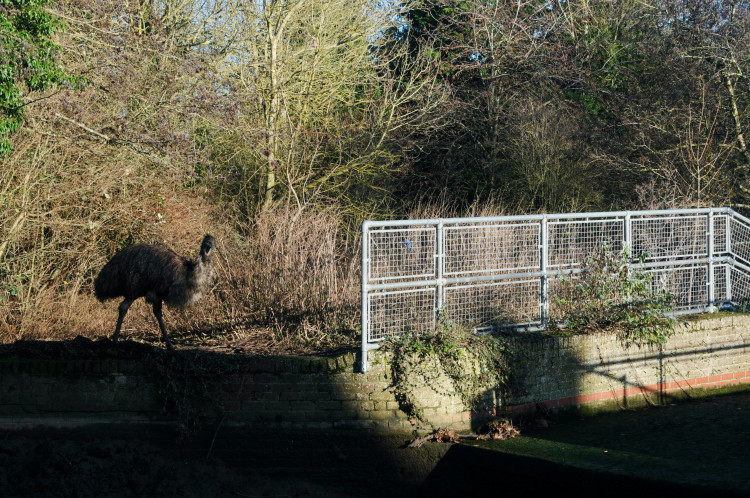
[94,235,216,348]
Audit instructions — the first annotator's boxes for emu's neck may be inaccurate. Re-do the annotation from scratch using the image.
[190,250,214,286]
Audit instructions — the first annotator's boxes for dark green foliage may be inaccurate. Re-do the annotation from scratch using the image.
[0,0,82,154]
[387,319,511,426]
[554,247,677,347]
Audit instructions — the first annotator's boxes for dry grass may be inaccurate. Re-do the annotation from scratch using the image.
[0,125,361,354]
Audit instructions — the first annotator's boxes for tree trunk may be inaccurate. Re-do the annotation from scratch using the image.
[263,18,280,211]
[723,72,750,170]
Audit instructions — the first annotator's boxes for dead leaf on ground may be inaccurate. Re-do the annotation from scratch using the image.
[476,419,521,441]
[408,428,460,448]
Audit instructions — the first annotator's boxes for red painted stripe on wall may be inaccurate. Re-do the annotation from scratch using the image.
[535,370,750,411]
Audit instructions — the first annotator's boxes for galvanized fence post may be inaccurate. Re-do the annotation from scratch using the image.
[726,213,732,303]
[436,221,444,322]
[707,210,716,311]
[623,212,632,301]
[360,221,370,372]
[623,212,632,255]
[540,215,549,327]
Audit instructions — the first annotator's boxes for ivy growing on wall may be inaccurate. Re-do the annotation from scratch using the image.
[387,319,512,427]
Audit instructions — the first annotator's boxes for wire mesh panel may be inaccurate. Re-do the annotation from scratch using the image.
[362,208,747,359]
[646,266,707,310]
[730,218,750,264]
[714,264,728,303]
[443,280,540,329]
[730,266,750,307]
[547,274,584,321]
[631,216,706,261]
[444,223,539,276]
[368,288,436,342]
[548,219,624,268]
[368,227,436,281]
[714,215,729,254]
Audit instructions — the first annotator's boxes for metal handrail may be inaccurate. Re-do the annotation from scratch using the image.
[360,207,748,372]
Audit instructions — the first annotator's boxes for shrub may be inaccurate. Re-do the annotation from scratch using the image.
[387,318,511,426]
[553,247,677,347]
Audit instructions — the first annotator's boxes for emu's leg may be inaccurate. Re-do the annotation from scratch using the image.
[151,300,174,350]
[113,298,134,341]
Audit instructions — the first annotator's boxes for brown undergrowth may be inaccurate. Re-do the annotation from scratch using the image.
[0,129,361,355]
[1,111,513,356]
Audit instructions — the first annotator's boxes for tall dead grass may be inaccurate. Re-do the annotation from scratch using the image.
[0,127,199,339]
[238,206,361,348]
[1,126,528,354]
[0,0,364,353]
[404,194,510,220]
[0,128,361,352]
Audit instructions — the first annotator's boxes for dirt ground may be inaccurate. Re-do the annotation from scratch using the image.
[0,425,449,498]
[2,338,749,497]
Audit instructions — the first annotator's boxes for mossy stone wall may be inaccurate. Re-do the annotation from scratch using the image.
[0,315,748,430]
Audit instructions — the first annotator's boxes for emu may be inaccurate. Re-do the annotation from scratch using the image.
[94,235,216,349]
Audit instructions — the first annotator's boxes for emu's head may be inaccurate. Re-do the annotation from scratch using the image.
[200,234,216,262]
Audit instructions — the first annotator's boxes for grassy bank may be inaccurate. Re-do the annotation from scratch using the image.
[464,389,750,493]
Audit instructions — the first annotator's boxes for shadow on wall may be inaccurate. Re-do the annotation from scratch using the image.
[0,337,449,496]
[470,321,750,429]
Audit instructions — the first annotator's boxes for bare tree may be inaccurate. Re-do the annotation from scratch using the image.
[206,0,451,213]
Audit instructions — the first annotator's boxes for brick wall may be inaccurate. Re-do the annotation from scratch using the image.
[504,314,750,414]
[0,315,748,431]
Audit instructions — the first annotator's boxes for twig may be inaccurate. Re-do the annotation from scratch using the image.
[408,433,436,448]
[0,211,25,260]
[408,428,479,448]
[21,126,61,138]
[667,364,694,399]
[21,89,64,108]
[54,112,111,142]
[218,239,234,285]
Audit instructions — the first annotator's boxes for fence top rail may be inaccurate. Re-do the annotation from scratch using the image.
[362,207,733,230]
[729,209,750,226]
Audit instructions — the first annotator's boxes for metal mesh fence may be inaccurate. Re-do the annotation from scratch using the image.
[645,266,707,310]
[731,266,750,308]
[631,215,706,261]
[443,279,540,330]
[368,227,435,281]
[367,288,436,341]
[362,208,750,347]
[714,264,729,302]
[730,218,750,264]
[444,222,539,276]
[548,219,623,268]
[548,274,583,321]
[714,215,730,254]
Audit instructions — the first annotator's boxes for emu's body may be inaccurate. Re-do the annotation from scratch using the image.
[94,235,216,349]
